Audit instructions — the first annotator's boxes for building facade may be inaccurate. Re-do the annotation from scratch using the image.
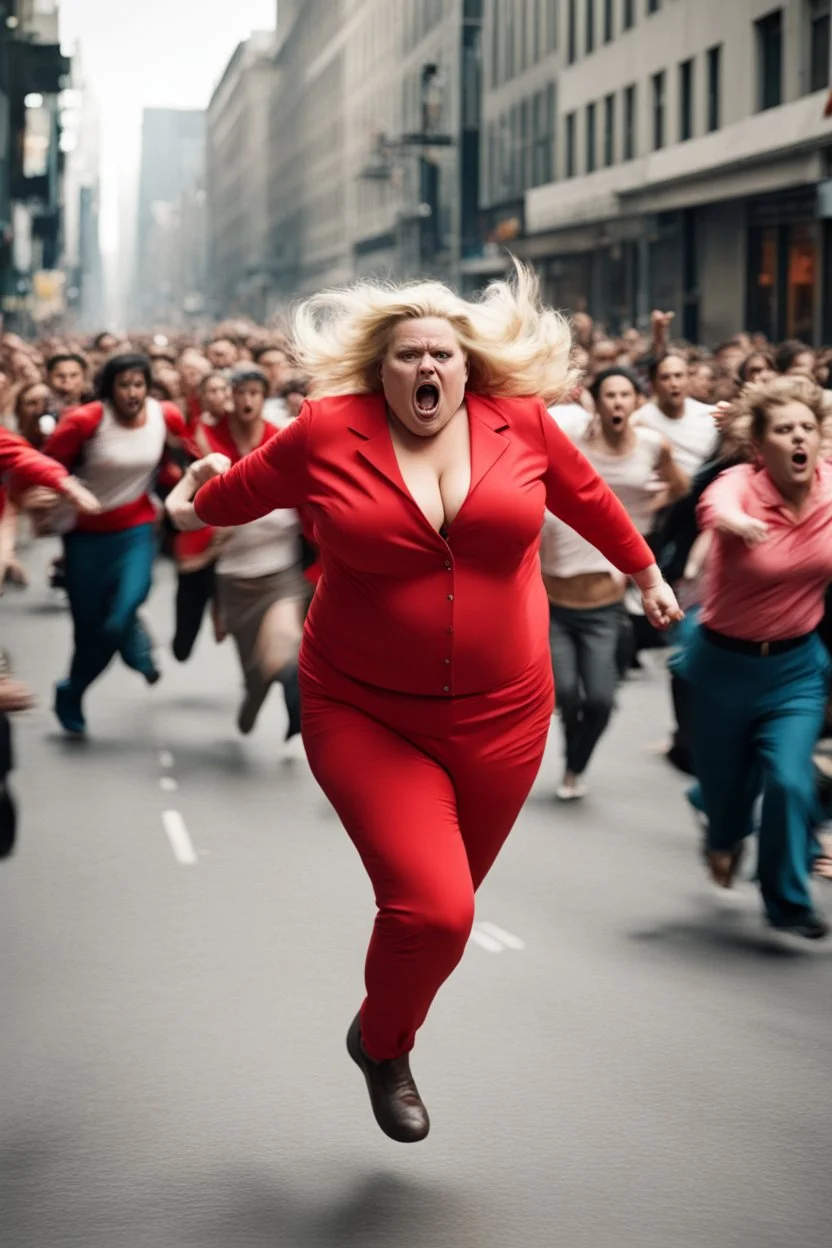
[206,32,274,321]
[132,108,205,326]
[262,0,483,313]
[0,0,71,332]
[477,0,832,344]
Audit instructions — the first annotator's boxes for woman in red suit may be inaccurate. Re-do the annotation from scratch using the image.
[166,266,680,1143]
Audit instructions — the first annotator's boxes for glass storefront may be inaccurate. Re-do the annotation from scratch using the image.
[746,188,820,344]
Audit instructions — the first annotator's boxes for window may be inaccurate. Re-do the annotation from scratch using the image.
[586,100,597,171]
[532,83,556,185]
[546,0,559,52]
[568,0,577,62]
[603,92,615,165]
[679,58,694,141]
[707,44,721,130]
[492,0,502,86]
[623,0,635,29]
[756,9,783,110]
[652,70,665,148]
[646,0,660,13]
[604,0,614,41]
[586,0,595,53]
[809,0,831,93]
[623,83,637,158]
[565,110,576,177]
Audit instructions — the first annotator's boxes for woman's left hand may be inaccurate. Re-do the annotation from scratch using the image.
[641,580,683,631]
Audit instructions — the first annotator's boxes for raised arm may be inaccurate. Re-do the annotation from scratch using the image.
[3,427,100,515]
[697,463,768,546]
[166,404,312,532]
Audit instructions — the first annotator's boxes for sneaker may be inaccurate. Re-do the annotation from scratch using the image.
[54,682,86,737]
[556,777,588,801]
[768,911,829,941]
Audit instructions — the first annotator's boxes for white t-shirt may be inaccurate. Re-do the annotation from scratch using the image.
[78,398,167,511]
[633,397,716,477]
[216,509,301,580]
[540,425,663,578]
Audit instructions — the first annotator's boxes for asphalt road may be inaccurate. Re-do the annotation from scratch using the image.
[1,540,831,1248]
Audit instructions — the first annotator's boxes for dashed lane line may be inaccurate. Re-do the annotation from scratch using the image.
[162,810,198,866]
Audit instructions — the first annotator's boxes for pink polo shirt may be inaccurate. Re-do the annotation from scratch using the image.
[697,462,832,641]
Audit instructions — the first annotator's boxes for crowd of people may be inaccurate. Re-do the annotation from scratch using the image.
[1,277,831,1137]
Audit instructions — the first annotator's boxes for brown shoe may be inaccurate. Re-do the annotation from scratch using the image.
[706,843,745,889]
[346,1012,430,1143]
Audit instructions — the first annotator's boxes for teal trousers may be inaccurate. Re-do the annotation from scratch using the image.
[685,628,830,925]
[62,524,157,699]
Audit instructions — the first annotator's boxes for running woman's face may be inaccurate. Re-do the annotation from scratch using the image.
[233,381,265,424]
[757,401,821,494]
[112,369,148,421]
[380,317,468,439]
[596,376,639,435]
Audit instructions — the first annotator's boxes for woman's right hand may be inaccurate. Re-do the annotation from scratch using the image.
[165,454,231,532]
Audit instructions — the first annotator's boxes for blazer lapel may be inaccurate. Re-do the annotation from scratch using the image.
[347,392,413,501]
[466,393,510,496]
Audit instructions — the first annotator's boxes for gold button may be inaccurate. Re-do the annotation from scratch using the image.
[444,658,451,665]
[447,594,453,601]
[443,685,450,693]
[444,560,451,569]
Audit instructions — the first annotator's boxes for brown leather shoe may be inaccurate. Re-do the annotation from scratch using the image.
[346,1013,430,1143]
[706,842,745,889]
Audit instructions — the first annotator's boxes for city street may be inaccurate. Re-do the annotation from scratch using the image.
[1,541,831,1248]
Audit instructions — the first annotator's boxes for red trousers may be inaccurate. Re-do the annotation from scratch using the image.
[300,648,553,1061]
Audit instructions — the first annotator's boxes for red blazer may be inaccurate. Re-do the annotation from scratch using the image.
[195,392,654,696]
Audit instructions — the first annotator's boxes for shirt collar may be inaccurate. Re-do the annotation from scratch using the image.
[751,463,827,517]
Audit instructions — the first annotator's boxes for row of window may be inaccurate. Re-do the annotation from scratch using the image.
[564,47,720,179]
[491,0,658,88]
[490,1,831,102]
[486,44,722,202]
[566,0,658,65]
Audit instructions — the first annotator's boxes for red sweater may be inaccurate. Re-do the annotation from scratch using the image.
[1,427,70,519]
[194,392,653,697]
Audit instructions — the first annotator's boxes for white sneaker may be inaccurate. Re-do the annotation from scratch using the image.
[556,777,588,801]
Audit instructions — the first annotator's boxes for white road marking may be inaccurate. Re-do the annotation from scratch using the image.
[159,750,175,769]
[160,777,179,793]
[469,929,504,953]
[162,810,197,866]
[476,921,526,951]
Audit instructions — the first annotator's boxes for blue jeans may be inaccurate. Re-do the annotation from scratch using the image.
[685,627,830,924]
[62,524,157,699]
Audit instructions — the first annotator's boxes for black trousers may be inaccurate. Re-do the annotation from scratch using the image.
[0,713,15,858]
[173,564,216,662]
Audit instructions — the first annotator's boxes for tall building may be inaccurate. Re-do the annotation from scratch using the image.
[478,0,832,344]
[60,44,104,329]
[132,108,205,326]
[206,32,275,321]
[263,0,483,311]
[0,0,71,332]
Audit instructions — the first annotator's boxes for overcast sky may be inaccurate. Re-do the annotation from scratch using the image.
[60,0,276,253]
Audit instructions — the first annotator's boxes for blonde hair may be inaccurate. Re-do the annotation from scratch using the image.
[291,260,573,405]
[729,375,831,459]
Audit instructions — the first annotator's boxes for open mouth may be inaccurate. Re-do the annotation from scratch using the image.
[414,383,440,418]
[792,450,808,469]
[610,415,624,428]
